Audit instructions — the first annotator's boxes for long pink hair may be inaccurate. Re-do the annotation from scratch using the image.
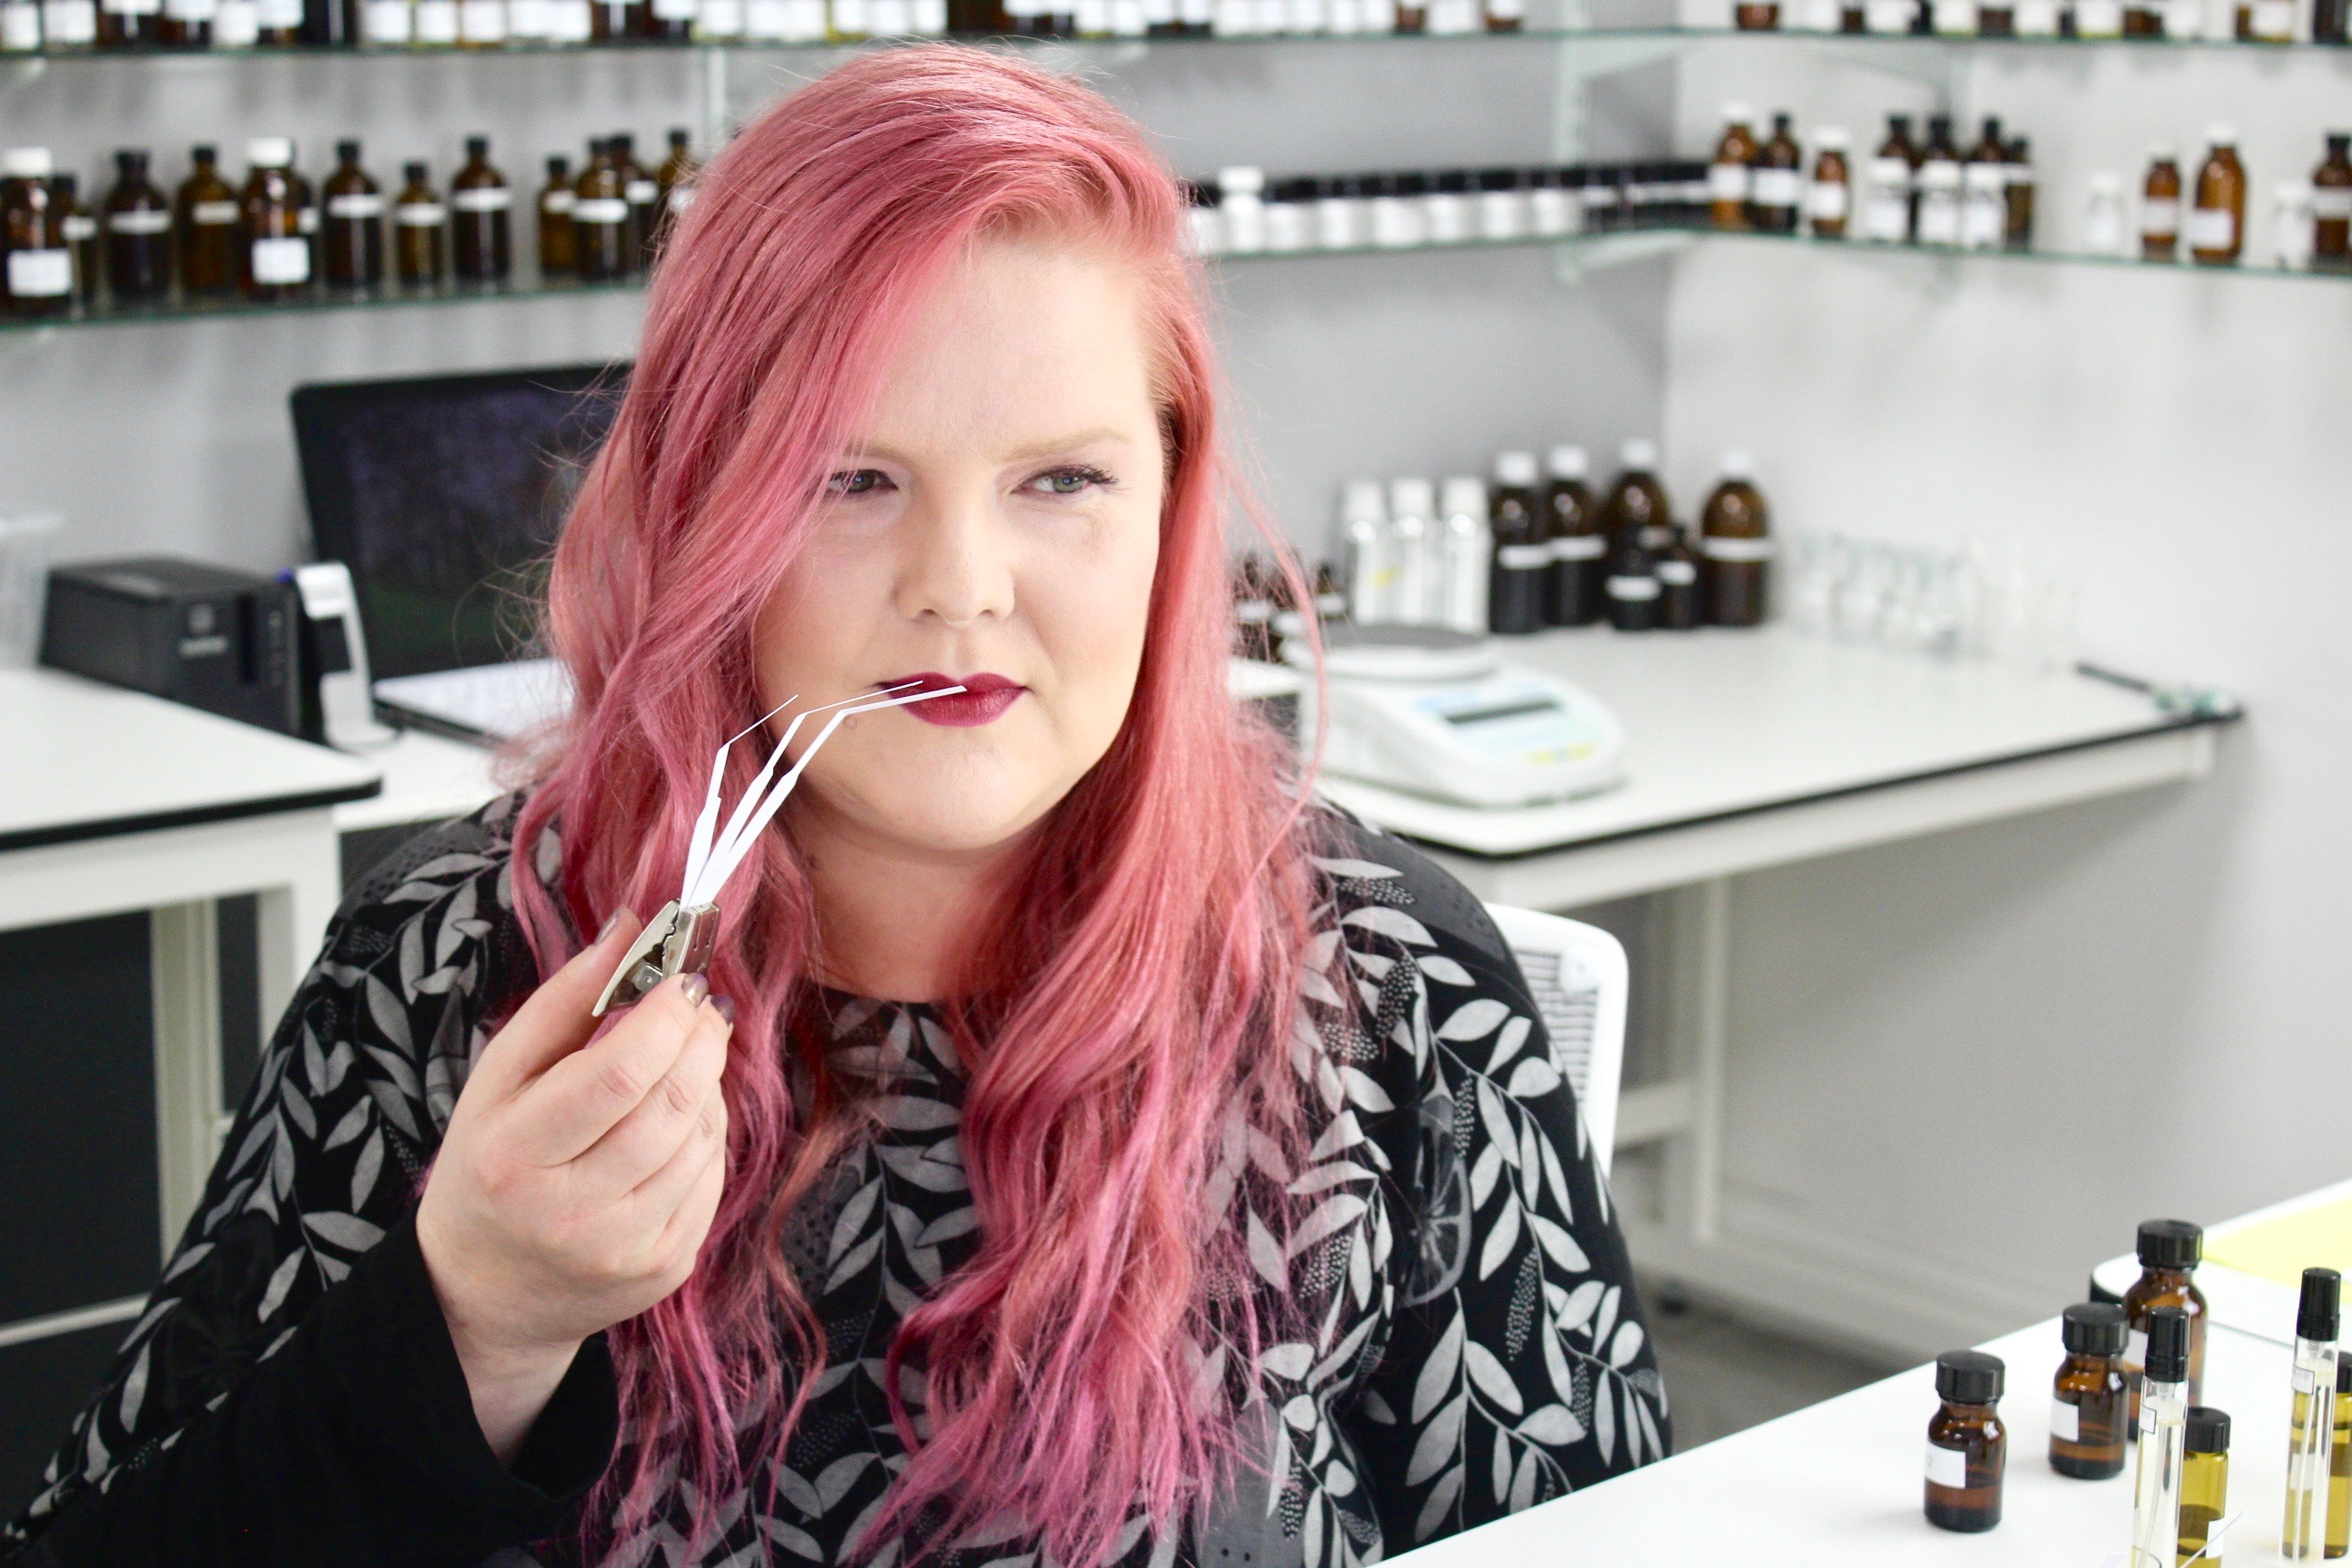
[509,45,1321,1568]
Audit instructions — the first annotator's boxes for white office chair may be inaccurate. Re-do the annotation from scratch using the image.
[1481,904,1628,1179]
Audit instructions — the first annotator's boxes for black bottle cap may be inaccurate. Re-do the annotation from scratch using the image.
[1935,1349,2004,1404]
[612,132,635,157]
[404,161,428,183]
[2012,135,2031,159]
[1889,113,1911,135]
[2145,1307,2190,1384]
[2296,1267,2340,1343]
[547,153,569,176]
[116,147,149,172]
[2138,1219,2203,1270]
[191,142,217,163]
[1928,112,1953,136]
[337,139,360,163]
[670,126,690,148]
[2184,1406,2230,1455]
[54,173,75,198]
[2330,132,2350,152]
[2338,1357,2351,1395]
[466,135,489,160]
[1982,114,2002,141]
[1475,166,1521,191]
[1772,111,1792,134]
[1435,169,1470,194]
[2063,1301,2128,1356]
[1397,171,1429,197]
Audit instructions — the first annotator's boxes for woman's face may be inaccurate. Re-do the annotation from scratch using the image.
[753,234,1166,860]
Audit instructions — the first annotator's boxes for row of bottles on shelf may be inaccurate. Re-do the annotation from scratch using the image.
[1711,107,2037,250]
[1183,160,1708,256]
[1725,0,2347,43]
[0,132,699,316]
[1297,442,1774,641]
[0,0,1541,49]
[2096,130,2350,268]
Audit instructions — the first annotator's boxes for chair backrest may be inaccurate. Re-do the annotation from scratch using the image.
[1481,903,1628,1179]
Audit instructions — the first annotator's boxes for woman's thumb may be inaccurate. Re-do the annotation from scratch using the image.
[475,908,644,1093]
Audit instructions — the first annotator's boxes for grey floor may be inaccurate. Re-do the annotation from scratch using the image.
[1638,1278,1907,1455]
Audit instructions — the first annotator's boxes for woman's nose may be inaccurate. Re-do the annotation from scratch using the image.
[895,482,1017,630]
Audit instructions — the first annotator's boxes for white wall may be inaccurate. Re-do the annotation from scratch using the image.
[1651,39,2352,1357]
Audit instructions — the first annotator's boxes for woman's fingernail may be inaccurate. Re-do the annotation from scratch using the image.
[679,972,710,1008]
[595,911,621,943]
[712,995,735,1025]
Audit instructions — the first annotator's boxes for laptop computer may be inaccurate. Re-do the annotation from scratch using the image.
[289,362,626,743]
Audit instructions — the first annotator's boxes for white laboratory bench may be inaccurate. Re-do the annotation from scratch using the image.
[0,666,380,1344]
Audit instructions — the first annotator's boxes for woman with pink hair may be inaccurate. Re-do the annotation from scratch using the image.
[5,46,1666,1568]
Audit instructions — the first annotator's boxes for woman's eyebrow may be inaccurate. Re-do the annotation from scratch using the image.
[1000,427,1135,462]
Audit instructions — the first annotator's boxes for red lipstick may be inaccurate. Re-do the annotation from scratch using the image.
[882,671,1024,727]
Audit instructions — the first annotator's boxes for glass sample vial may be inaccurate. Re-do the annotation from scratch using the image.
[2327,1355,2349,1559]
[240,137,311,302]
[2131,1307,2192,1568]
[103,149,172,302]
[392,161,446,288]
[1926,1349,2006,1533]
[1807,127,1851,237]
[1335,479,1389,625]
[2051,1301,2129,1479]
[2284,1268,2341,1560]
[321,140,385,290]
[537,155,574,278]
[2142,149,2184,260]
[1486,451,1547,635]
[1710,103,1759,230]
[2085,172,2129,256]
[1544,444,1604,627]
[450,135,511,283]
[2190,125,2247,266]
[1700,449,1770,626]
[2124,1219,2210,1422]
[2180,1406,2231,1567]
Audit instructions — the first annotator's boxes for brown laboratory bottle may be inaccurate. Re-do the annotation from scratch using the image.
[1544,444,1605,627]
[652,127,698,258]
[95,0,161,47]
[614,132,658,271]
[392,161,446,289]
[2004,135,2035,250]
[2189,124,2246,266]
[1602,437,1673,557]
[2049,1302,2129,1481]
[1750,112,1803,234]
[1710,104,1760,230]
[175,142,240,296]
[1485,450,1548,636]
[1699,450,1771,626]
[103,149,173,302]
[320,139,384,290]
[1393,0,1425,27]
[2313,132,2351,267]
[1656,525,1702,631]
[571,138,632,283]
[1926,1351,2006,1533]
[537,153,575,278]
[239,137,311,302]
[2141,149,2182,261]
[53,174,99,304]
[1807,127,1851,239]
[1735,0,1779,24]
[2,148,73,318]
[450,135,512,283]
[2121,1219,2210,1421]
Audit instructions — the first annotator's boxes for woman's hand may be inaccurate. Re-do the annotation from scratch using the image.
[416,911,733,1464]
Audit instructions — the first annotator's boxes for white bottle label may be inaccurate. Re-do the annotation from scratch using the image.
[459,0,505,34]
[249,235,309,284]
[1863,0,1908,25]
[396,201,447,226]
[572,197,628,222]
[41,0,95,37]
[2050,1396,2081,1442]
[1805,180,1849,221]
[452,187,513,211]
[1925,1442,1967,1489]
[1656,559,1698,586]
[253,0,299,22]
[1708,162,1750,202]
[6,248,70,296]
[1918,194,1961,244]
[1752,168,1801,210]
[651,0,693,16]
[742,0,785,30]
[2074,0,2119,29]
[1606,574,1661,602]
[362,0,412,36]
[2186,205,2236,250]
[1932,0,1974,25]
[2250,0,2288,29]
[2140,197,2179,237]
[1553,535,1605,561]
[2124,1328,2148,1370]
[210,0,256,34]
[868,0,907,27]
[1701,535,1774,561]
[1494,544,1551,570]
[191,199,240,225]
[102,0,160,16]
[552,0,589,33]
[109,208,172,234]
[0,0,37,46]
[328,191,385,218]
[541,189,575,214]
[162,0,214,19]
[625,179,658,204]
[829,0,865,27]
[413,0,456,35]
[296,205,318,233]
[694,0,741,25]
[506,0,552,31]
[2314,190,2352,221]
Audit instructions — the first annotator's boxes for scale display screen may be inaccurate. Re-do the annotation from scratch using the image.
[1415,683,1605,767]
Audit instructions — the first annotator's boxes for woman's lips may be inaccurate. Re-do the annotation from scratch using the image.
[882,671,1025,727]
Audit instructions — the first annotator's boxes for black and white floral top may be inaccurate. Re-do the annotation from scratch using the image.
[2,794,1669,1568]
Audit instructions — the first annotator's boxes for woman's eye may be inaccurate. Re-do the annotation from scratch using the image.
[827,468,890,497]
[1028,466,1112,496]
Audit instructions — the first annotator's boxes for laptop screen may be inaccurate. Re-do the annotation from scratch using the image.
[290,362,627,681]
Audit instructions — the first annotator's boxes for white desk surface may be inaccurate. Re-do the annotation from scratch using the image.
[0,667,381,853]
[1318,626,2220,861]
[331,726,507,834]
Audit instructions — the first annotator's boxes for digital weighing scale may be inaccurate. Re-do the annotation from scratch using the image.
[1281,624,1625,808]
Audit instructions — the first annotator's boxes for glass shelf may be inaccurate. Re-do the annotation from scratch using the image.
[5,221,2343,333]
[3,21,2346,58]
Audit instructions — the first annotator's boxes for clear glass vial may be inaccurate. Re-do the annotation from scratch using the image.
[2132,1307,2192,1568]
[2180,1406,2231,1566]
[2285,1268,2341,1559]
[1926,1349,2006,1533]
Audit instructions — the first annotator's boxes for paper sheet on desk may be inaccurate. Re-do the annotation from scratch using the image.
[2208,1195,2352,1288]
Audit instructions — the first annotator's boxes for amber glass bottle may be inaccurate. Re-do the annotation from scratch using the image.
[652,127,698,256]
[2122,1219,2210,1422]
[2003,135,2035,250]
[2141,149,2182,260]
[2313,133,2351,269]
[392,161,446,289]
[103,149,173,302]
[1750,112,1803,234]
[1710,105,1759,231]
[1808,127,1851,239]
[1656,526,1702,631]
[95,0,162,46]
[1602,436,1673,557]
[2180,1406,2231,1563]
[2190,124,2247,266]
[450,136,511,283]
[2050,1302,2129,1480]
[1603,526,1660,633]
[320,140,384,290]
[615,133,658,270]
[1543,444,1604,627]
[1734,0,1778,24]
[2,149,72,318]
[1926,1351,2006,1534]
[51,174,98,305]
[239,137,310,302]
[572,139,631,282]
[1699,451,1770,626]
[1485,450,1547,635]
[175,142,240,296]
[537,154,575,278]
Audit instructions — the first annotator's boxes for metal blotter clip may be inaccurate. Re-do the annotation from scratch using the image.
[590,680,965,1016]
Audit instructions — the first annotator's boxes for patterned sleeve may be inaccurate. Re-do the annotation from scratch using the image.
[0,795,595,1563]
[1309,818,1671,1551]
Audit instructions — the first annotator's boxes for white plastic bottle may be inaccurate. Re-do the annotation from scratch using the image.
[1337,479,1391,625]
[1385,476,1436,626]
[1436,475,1493,634]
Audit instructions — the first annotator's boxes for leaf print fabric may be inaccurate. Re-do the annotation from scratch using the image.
[1,795,1667,1568]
